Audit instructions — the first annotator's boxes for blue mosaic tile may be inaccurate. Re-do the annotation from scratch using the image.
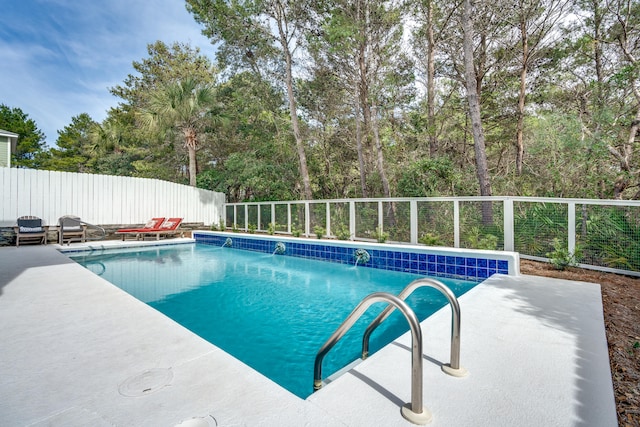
[193,233,510,284]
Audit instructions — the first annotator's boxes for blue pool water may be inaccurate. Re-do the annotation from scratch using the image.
[70,243,478,398]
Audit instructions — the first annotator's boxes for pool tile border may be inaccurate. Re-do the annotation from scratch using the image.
[194,231,518,282]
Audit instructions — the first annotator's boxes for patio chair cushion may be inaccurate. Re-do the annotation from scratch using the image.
[19,226,43,233]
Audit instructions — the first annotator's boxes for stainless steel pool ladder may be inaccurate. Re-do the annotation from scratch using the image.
[313,292,432,424]
[362,278,467,377]
[313,279,467,425]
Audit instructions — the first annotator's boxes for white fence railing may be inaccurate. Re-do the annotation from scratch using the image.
[0,168,225,227]
[224,197,640,277]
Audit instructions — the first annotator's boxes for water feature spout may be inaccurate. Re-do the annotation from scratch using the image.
[223,237,232,247]
[273,242,286,255]
[354,249,370,266]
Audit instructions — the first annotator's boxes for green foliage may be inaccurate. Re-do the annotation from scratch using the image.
[267,222,276,235]
[396,157,458,197]
[582,207,640,271]
[514,203,567,256]
[375,226,388,243]
[45,113,97,172]
[419,233,443,246]
[0,104,48,168]
[292,226,302,237]
[334,224,351,240]
[464,227,499,250]
[247,223,257,234]
[314,225,325,239]
[546,238,581,271]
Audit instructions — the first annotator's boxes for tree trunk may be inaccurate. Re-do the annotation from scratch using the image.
[516,18,528,176]
[371,104,391,198]
[355,96,368,197]
[426,0,437,156]
[184,128,198,187]
[355,0,369,198]
[276,5,313,201]
[462,0,493,224]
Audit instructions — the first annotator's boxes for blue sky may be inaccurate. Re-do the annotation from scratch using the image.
[0,0,216,146]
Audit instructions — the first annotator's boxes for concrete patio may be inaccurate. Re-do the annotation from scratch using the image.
[0,241,617,426]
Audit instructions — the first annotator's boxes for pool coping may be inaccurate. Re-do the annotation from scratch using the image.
[0,242,617,426]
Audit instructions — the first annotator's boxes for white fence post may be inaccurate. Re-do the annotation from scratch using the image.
[453,200,460,248]
[305,202,310,237]
[326,202,331,236]
[568,202,576,255]
[503,198,514,251]
[349,201,356,240]
[410,200,418,244]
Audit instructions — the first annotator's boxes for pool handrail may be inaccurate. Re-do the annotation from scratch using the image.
[362,278,467,377]
[313,292,432,424]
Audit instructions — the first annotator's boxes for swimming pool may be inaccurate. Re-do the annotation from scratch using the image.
[70,243,479,398]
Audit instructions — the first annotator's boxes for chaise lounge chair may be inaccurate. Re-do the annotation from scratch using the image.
[14,216,49,247]
[115,217,165,240]
[136,218,183,240]
[116,217,183,240]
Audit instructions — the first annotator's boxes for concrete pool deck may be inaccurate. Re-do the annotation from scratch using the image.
[0,241,617,426]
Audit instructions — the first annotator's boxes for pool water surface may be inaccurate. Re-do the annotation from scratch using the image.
[70,243,478,398]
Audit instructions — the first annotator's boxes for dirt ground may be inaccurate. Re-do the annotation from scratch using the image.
[520,260,640,426]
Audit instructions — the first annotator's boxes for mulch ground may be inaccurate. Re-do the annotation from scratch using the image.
[520,260,640,426]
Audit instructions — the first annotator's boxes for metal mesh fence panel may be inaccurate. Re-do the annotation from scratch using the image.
[290,203,305,235]
[329,202,350,239]
[459,201,505,250]
[355,201,378,240]
[235,206,246,230]
[579,204,640,271]
[225,205,234,228]
[383,201,410,242]
[513,201,567,257]
[247,205,258,230]
[259,205,271,231]
[309,202,327,237]
[417,201,455,247]
[274,204,288,232]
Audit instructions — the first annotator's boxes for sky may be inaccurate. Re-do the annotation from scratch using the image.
[0,0,217,146]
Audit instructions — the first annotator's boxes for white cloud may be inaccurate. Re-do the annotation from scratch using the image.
[0,0,216,146]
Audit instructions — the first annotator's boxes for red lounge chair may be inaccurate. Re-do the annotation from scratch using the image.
[137,218,183,240]
[116,218,165,240]
[116,218,183,241]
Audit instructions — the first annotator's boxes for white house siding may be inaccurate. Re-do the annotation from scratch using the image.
[0,137,9,168]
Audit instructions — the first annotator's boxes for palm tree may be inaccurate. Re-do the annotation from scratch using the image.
[139,78,216,186]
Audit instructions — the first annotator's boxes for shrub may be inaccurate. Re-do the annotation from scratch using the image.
[546,238,581,270]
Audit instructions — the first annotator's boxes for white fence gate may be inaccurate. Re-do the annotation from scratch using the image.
[0,168,225,227]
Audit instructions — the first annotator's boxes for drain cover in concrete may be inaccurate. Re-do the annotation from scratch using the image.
[118,368,173,397]
[174,415,218,427]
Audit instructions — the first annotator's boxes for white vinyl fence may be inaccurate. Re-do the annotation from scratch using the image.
[0,168,225,227]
